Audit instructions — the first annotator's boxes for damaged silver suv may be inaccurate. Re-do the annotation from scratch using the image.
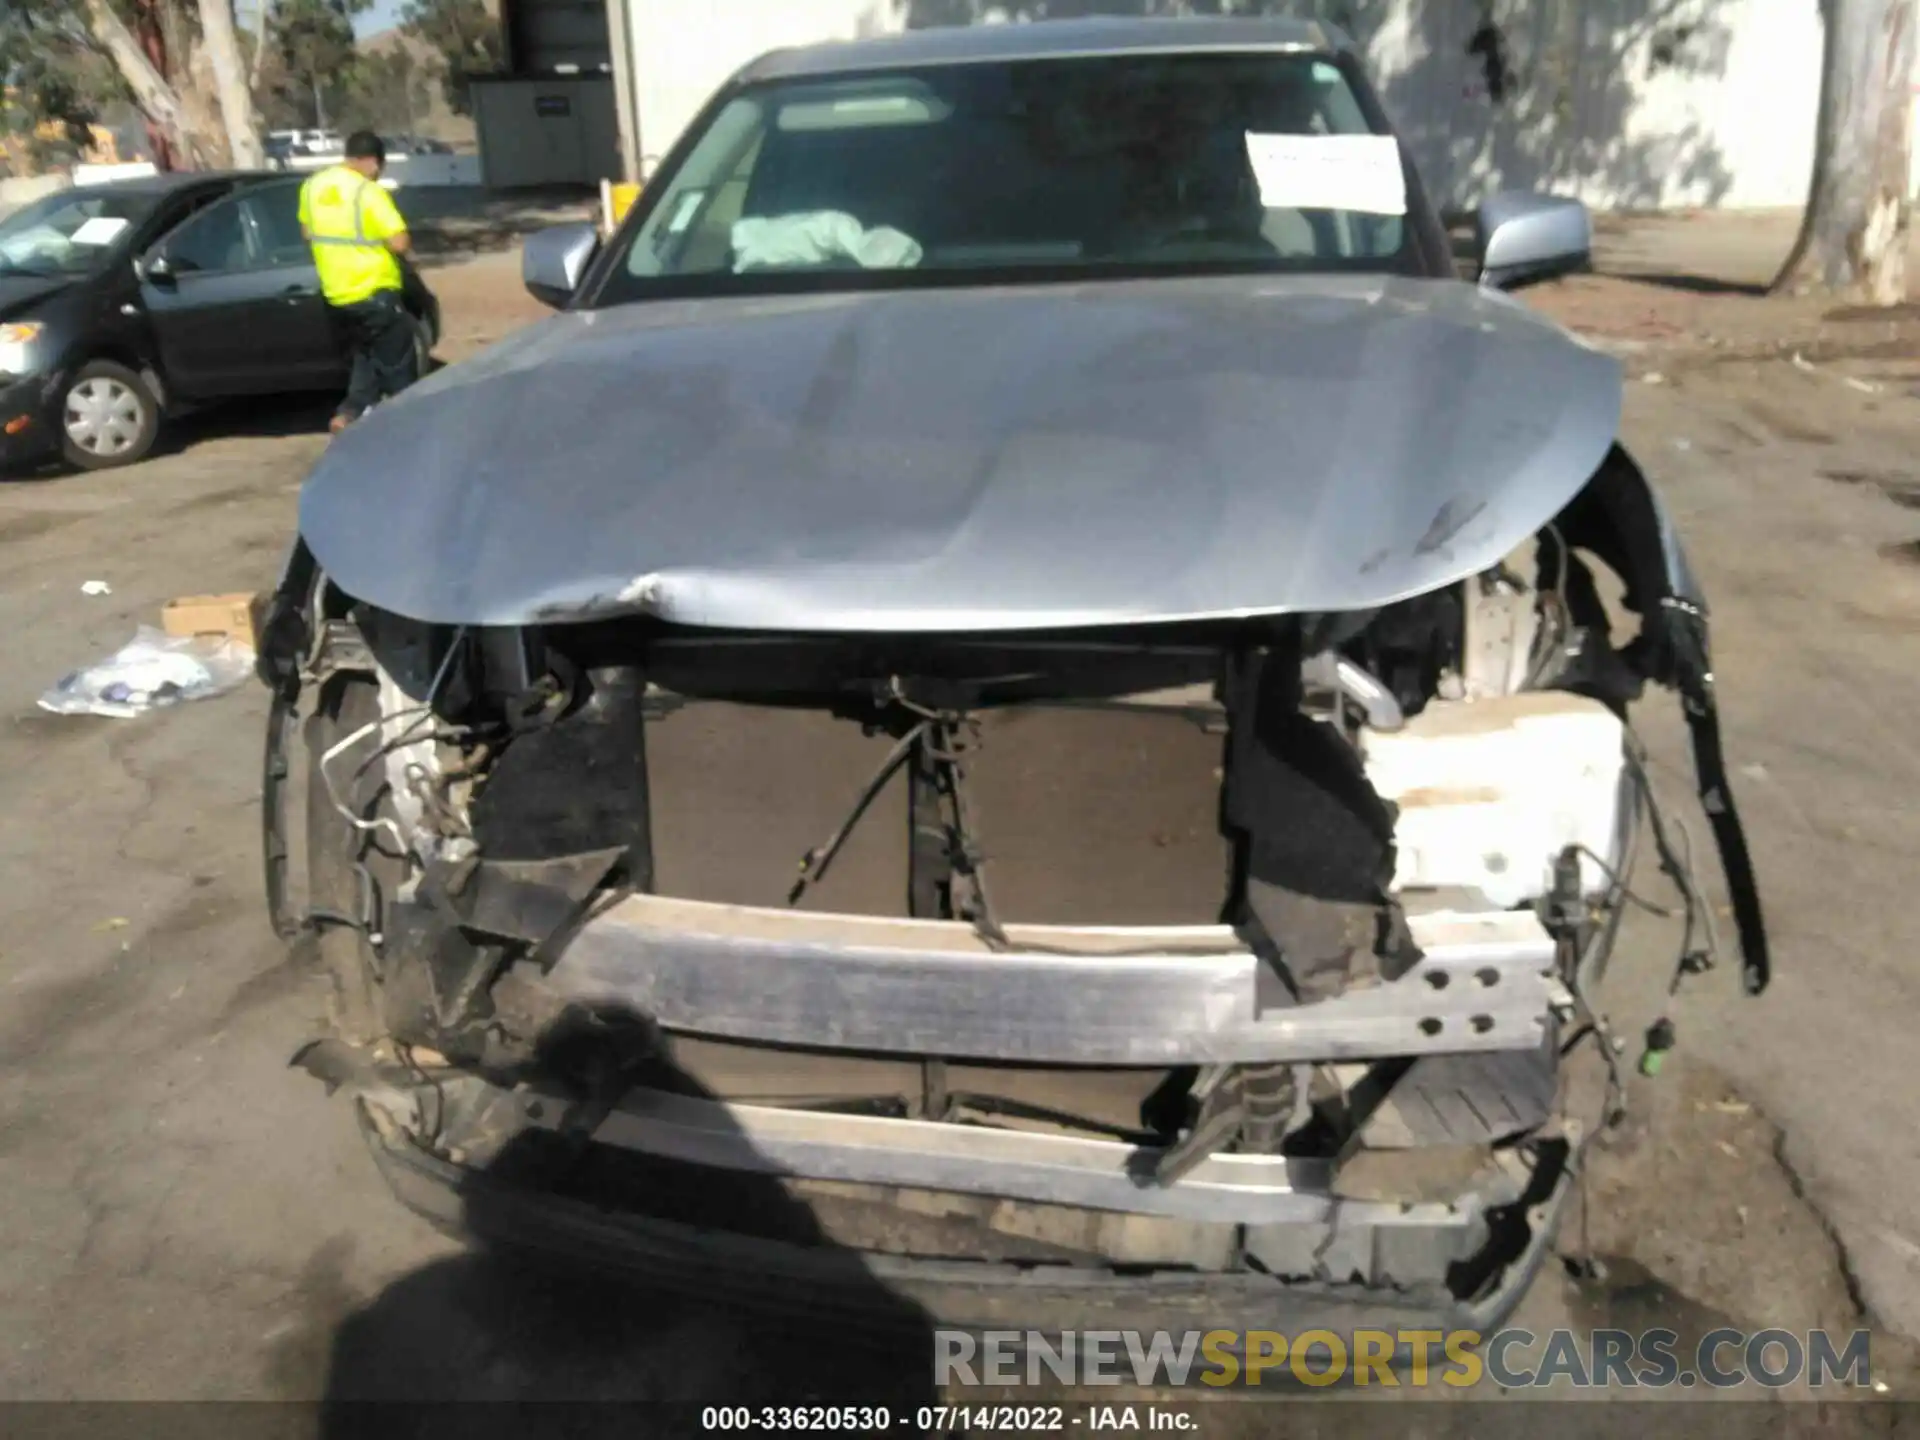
[257,17,1768,1351]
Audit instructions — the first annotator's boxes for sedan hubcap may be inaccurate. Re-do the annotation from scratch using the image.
[65,378,144,456]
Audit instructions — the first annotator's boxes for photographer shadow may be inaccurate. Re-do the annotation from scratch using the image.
[314,1004,943,1437]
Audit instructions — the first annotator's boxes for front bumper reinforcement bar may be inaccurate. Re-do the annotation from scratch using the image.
[533,895,1557,1066]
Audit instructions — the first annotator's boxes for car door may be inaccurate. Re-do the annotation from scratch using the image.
[137,191,278,400]
[235,178,351,391]
[92,182,242,366]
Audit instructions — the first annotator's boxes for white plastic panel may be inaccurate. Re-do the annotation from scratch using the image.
[1362,691,1628,909]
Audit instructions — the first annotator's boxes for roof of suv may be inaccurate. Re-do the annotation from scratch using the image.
[738,15,1353,84]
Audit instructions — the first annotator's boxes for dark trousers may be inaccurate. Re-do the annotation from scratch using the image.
[334,289,420,421]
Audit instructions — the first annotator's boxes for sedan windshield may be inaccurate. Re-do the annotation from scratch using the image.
[0,189,160,278]
[607,51,1417,302]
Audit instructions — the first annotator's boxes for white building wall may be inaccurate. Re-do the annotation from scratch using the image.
[628,0,896,175]
[621,0,1916,210]
[1296,0,1827,211]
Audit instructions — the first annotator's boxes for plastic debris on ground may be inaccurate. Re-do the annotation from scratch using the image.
[38,626,254,719]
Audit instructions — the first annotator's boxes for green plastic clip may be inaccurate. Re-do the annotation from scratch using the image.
[1638,1017,1676,1077]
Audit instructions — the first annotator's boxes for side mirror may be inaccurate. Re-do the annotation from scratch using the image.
[522,222,600,309]
[137,250,175,287]
[1474,192,1592,291]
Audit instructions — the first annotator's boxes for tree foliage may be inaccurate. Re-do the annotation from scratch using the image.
[0,0,120,156]
[399,0,500,117]
[338,45,434,134]
[245,0,466,136]
[3,0,266,170]
[255,0,367,128]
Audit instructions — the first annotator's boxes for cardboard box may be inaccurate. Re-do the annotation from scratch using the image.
[162,592,264,650]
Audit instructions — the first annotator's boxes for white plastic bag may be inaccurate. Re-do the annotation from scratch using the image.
[38,626,255,719]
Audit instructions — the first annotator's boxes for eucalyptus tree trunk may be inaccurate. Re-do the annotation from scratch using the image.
[1774,0,1918,304]
[198,0,266,167]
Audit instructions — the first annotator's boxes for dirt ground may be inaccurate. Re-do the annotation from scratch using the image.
[2,224,1918,1416]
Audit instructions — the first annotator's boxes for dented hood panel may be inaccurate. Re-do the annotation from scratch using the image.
[299,273,1622,631]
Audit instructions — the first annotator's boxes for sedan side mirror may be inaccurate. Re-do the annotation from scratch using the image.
[1474,192,1592,291]
[522,223,600,309]
[137,250,176,287]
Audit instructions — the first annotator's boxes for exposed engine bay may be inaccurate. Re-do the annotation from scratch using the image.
[258,444,1767,1338]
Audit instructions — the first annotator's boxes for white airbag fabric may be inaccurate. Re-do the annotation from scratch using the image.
[732,212,924,272]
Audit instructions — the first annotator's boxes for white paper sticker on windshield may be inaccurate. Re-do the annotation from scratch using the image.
[1244,133,1406,217]
[70,216,131,246]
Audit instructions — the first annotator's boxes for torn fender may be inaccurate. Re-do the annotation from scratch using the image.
[1557,444,1769,995]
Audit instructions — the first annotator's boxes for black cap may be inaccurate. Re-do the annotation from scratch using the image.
[344,130,386,164]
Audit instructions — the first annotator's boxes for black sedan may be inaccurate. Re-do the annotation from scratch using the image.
[0,170,438,472]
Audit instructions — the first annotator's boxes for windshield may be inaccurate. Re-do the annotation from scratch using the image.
[603,51,1417,303]
[0,189,160,278]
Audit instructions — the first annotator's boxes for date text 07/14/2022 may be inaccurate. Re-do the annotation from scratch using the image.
[699,1404,1196,1432]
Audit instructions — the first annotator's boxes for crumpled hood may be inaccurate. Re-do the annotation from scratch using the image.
[301,272,1621,631]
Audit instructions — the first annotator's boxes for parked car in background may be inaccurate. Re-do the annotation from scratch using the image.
[0,170,438,472]
[383,134,452,156]
[266,128,340,156]
[262,129,345,170]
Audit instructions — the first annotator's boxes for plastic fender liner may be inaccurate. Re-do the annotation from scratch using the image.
[1555,443,1770,996]
[255,536,319,698]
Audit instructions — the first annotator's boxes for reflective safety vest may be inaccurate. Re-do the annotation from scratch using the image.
[299,164,405,307]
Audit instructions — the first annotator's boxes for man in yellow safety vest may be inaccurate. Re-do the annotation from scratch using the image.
[298,131,419,434]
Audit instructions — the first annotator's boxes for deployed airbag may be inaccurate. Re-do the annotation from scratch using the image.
[732,211,923,272]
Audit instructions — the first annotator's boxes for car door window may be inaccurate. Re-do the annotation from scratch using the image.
[166,196,254,274]
[134,186,234,265]
[240,182,310,266]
